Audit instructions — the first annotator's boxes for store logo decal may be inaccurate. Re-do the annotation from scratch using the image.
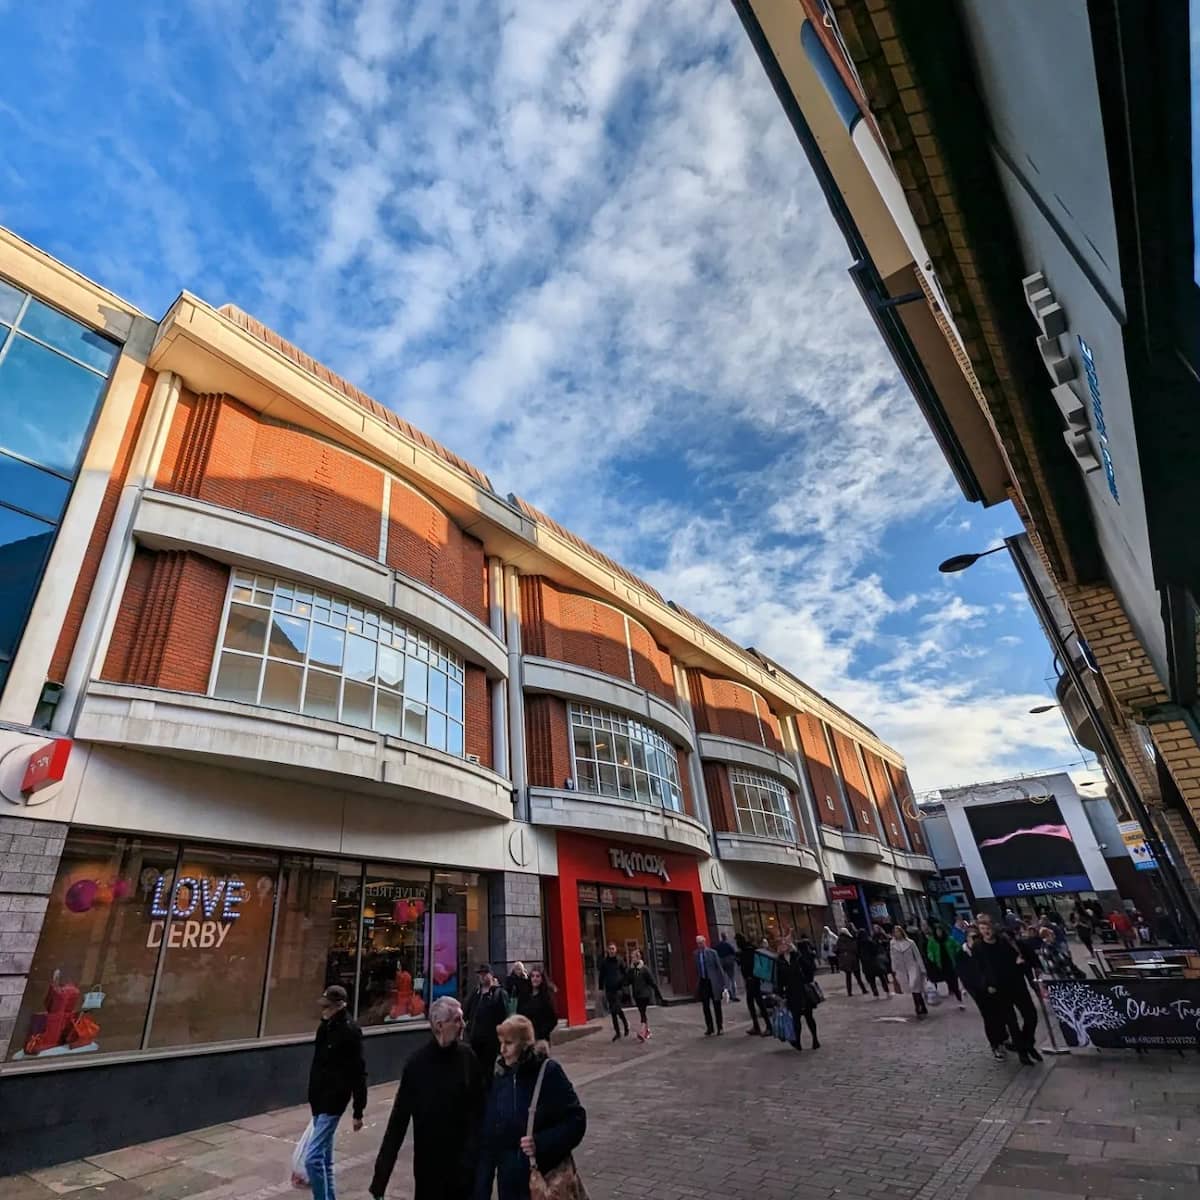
[147,874,247,950]
[608,848,670,883]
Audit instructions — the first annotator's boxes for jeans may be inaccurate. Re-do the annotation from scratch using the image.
[306,1112,341,1200]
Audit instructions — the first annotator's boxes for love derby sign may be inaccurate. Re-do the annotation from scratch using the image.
[1045,978,1200,1049]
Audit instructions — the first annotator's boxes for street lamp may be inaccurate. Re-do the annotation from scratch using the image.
[937,544,1008,574]
[1029,704,1058,714]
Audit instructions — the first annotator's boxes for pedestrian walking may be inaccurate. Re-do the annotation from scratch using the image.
[837,927,868,996]
[627,949,664,1041]
[598,942,630,1041]
[694,935,726,1036]
[1154,905,1181,946]
[871,924,893,1001]
[1109,908,1136,949]
[715,933,739,1000]
[465,964,509,1074]
[925,921,965,1007]
[821,925,839,974]
[370,996,486,1200]
[888,926,928,1018]
[516,968,559,1044]
[736,932,772,1036]
[474,1015,587,1200]
[856,926,884,997]
[505,962,532,1008]
[973,914,1041,1065]
[950,915,970,946]
[1003,906,1020,932]
[1014,921,1043,986]
[1036,926,1083,981]
[779,939,821,1051]
[1071,908,1095,956]
[302,985,366,1200]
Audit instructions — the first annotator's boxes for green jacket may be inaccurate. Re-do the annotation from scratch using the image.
[925,935,960,973]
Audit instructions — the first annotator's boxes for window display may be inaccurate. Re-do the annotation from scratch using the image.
[11,831,494,1064]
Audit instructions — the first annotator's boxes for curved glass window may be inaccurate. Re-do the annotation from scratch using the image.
[212,571,466,757]
[730,768,797,843]
[568,704,682,812]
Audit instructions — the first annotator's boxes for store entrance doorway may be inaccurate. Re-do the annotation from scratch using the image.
[577,884,686,1014]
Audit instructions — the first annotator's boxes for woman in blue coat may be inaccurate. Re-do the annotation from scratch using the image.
[474,1015,586,1200]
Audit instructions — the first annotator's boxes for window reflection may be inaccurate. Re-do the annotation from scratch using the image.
[359,869,430,1026]
[568,704,683,811]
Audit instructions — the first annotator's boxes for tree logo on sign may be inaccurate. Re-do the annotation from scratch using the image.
[1047,983,1125,1047]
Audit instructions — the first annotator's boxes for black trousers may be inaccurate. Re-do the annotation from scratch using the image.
[606,990,628,1034]
[635,1000,649,1025]
[911,990,928,1016]
[843,965,867,995]
[698,978,723,1032]
[787,997,818,1045]
[979,986,1036,1048]
[745,977,770,1031]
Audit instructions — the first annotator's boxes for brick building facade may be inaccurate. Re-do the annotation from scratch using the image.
[0,229,936,1173]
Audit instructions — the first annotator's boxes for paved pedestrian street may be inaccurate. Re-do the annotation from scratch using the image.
[7,983,1200,1200]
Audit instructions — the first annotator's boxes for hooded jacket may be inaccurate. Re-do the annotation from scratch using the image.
[474,1046,586,1200]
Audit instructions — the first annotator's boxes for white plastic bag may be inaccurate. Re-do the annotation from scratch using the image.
[290,1119,314,1188]
[924,981,943,1007]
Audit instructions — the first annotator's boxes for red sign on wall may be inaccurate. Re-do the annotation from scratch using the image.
[829,884,859,901]
[21,739,71,796]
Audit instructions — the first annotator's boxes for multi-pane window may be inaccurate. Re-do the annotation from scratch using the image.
[212,571,466,757]
[0,278,119,690]
[569,704,683,812]
[730,768,797,843]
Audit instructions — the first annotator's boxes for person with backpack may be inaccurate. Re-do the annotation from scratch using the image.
[737,932,772,1036]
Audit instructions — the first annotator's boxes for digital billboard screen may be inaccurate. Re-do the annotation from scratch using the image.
[964,797,1091,897]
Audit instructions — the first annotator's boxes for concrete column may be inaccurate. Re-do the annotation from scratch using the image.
[487,558,510,780]
[504,567,528,820]
[54,371,180,733]
[488,871,544,972]
[0,815,67,1057]
[672,661,717,856]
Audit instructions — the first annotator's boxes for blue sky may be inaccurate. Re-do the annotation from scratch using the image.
[0,1,1095,790]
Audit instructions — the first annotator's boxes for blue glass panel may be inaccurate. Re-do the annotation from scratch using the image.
[0,504,54,656]
[0,452,71,521]
[0,336,107,474]
[0,280,21,324]
[19,299,119,374]
[800,20,862,134]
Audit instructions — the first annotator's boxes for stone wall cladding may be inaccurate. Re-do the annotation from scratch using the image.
[488,872,545,971]
[0,816,66,1057]
[48,368,157,684]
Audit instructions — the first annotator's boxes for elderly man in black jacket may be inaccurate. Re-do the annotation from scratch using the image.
[370,996,486,1200]
[303,985,367,1200]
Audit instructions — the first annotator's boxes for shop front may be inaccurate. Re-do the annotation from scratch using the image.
[7,828,491,1064]
[544,832,707,1026]
[727,896,824,947]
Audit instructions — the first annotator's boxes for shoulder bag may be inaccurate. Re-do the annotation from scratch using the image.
[527,1059,589,1200]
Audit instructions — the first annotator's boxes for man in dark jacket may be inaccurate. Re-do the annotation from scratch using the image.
[305,985,366,1200]
[464,964,508,1075]
[694,935,725,1035]
[370,996,486,1200]
[598,943,629,1040]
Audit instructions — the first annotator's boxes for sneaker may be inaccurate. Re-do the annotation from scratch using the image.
[611,1034,621,1042]
[636,1031,645,1042]
[1028,1047,1043,1062]
[991,1046,1006,1061]
[704,1030,714,1037]
[811,1038,820,1050]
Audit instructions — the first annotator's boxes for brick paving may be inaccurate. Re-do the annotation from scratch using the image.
[7,979,1200,1199]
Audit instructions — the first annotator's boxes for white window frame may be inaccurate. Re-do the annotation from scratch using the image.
[567,703,684,812]
[208,569,467,758]
[729,768,797,843]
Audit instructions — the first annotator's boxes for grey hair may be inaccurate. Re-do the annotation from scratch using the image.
[429,996,463,1026]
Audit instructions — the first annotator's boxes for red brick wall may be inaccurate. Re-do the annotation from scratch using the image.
[464,666,492,769]
[388,481,487,625]
[155,393,487,623]
[797,712,846,829]
[520,577,676,703]
[888,763,928,854]
[831,730,881,839]
[102,550,228,692]
[628,620,675,705]
[49,367,158,683]
[677,749,696,818]
[688,670,778,749]
[864,750,906,849]
[703,761,735,833]
[526,695,571,789]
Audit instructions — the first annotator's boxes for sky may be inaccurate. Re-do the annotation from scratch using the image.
[0,0,1097,792]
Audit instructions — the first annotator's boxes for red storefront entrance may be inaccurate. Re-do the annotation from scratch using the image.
[545,832,707,1027]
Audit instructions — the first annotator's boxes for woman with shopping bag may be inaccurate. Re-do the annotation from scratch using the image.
[474,1015,587,1200]
[778,938,821,1052]
[889,926,929,1019]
